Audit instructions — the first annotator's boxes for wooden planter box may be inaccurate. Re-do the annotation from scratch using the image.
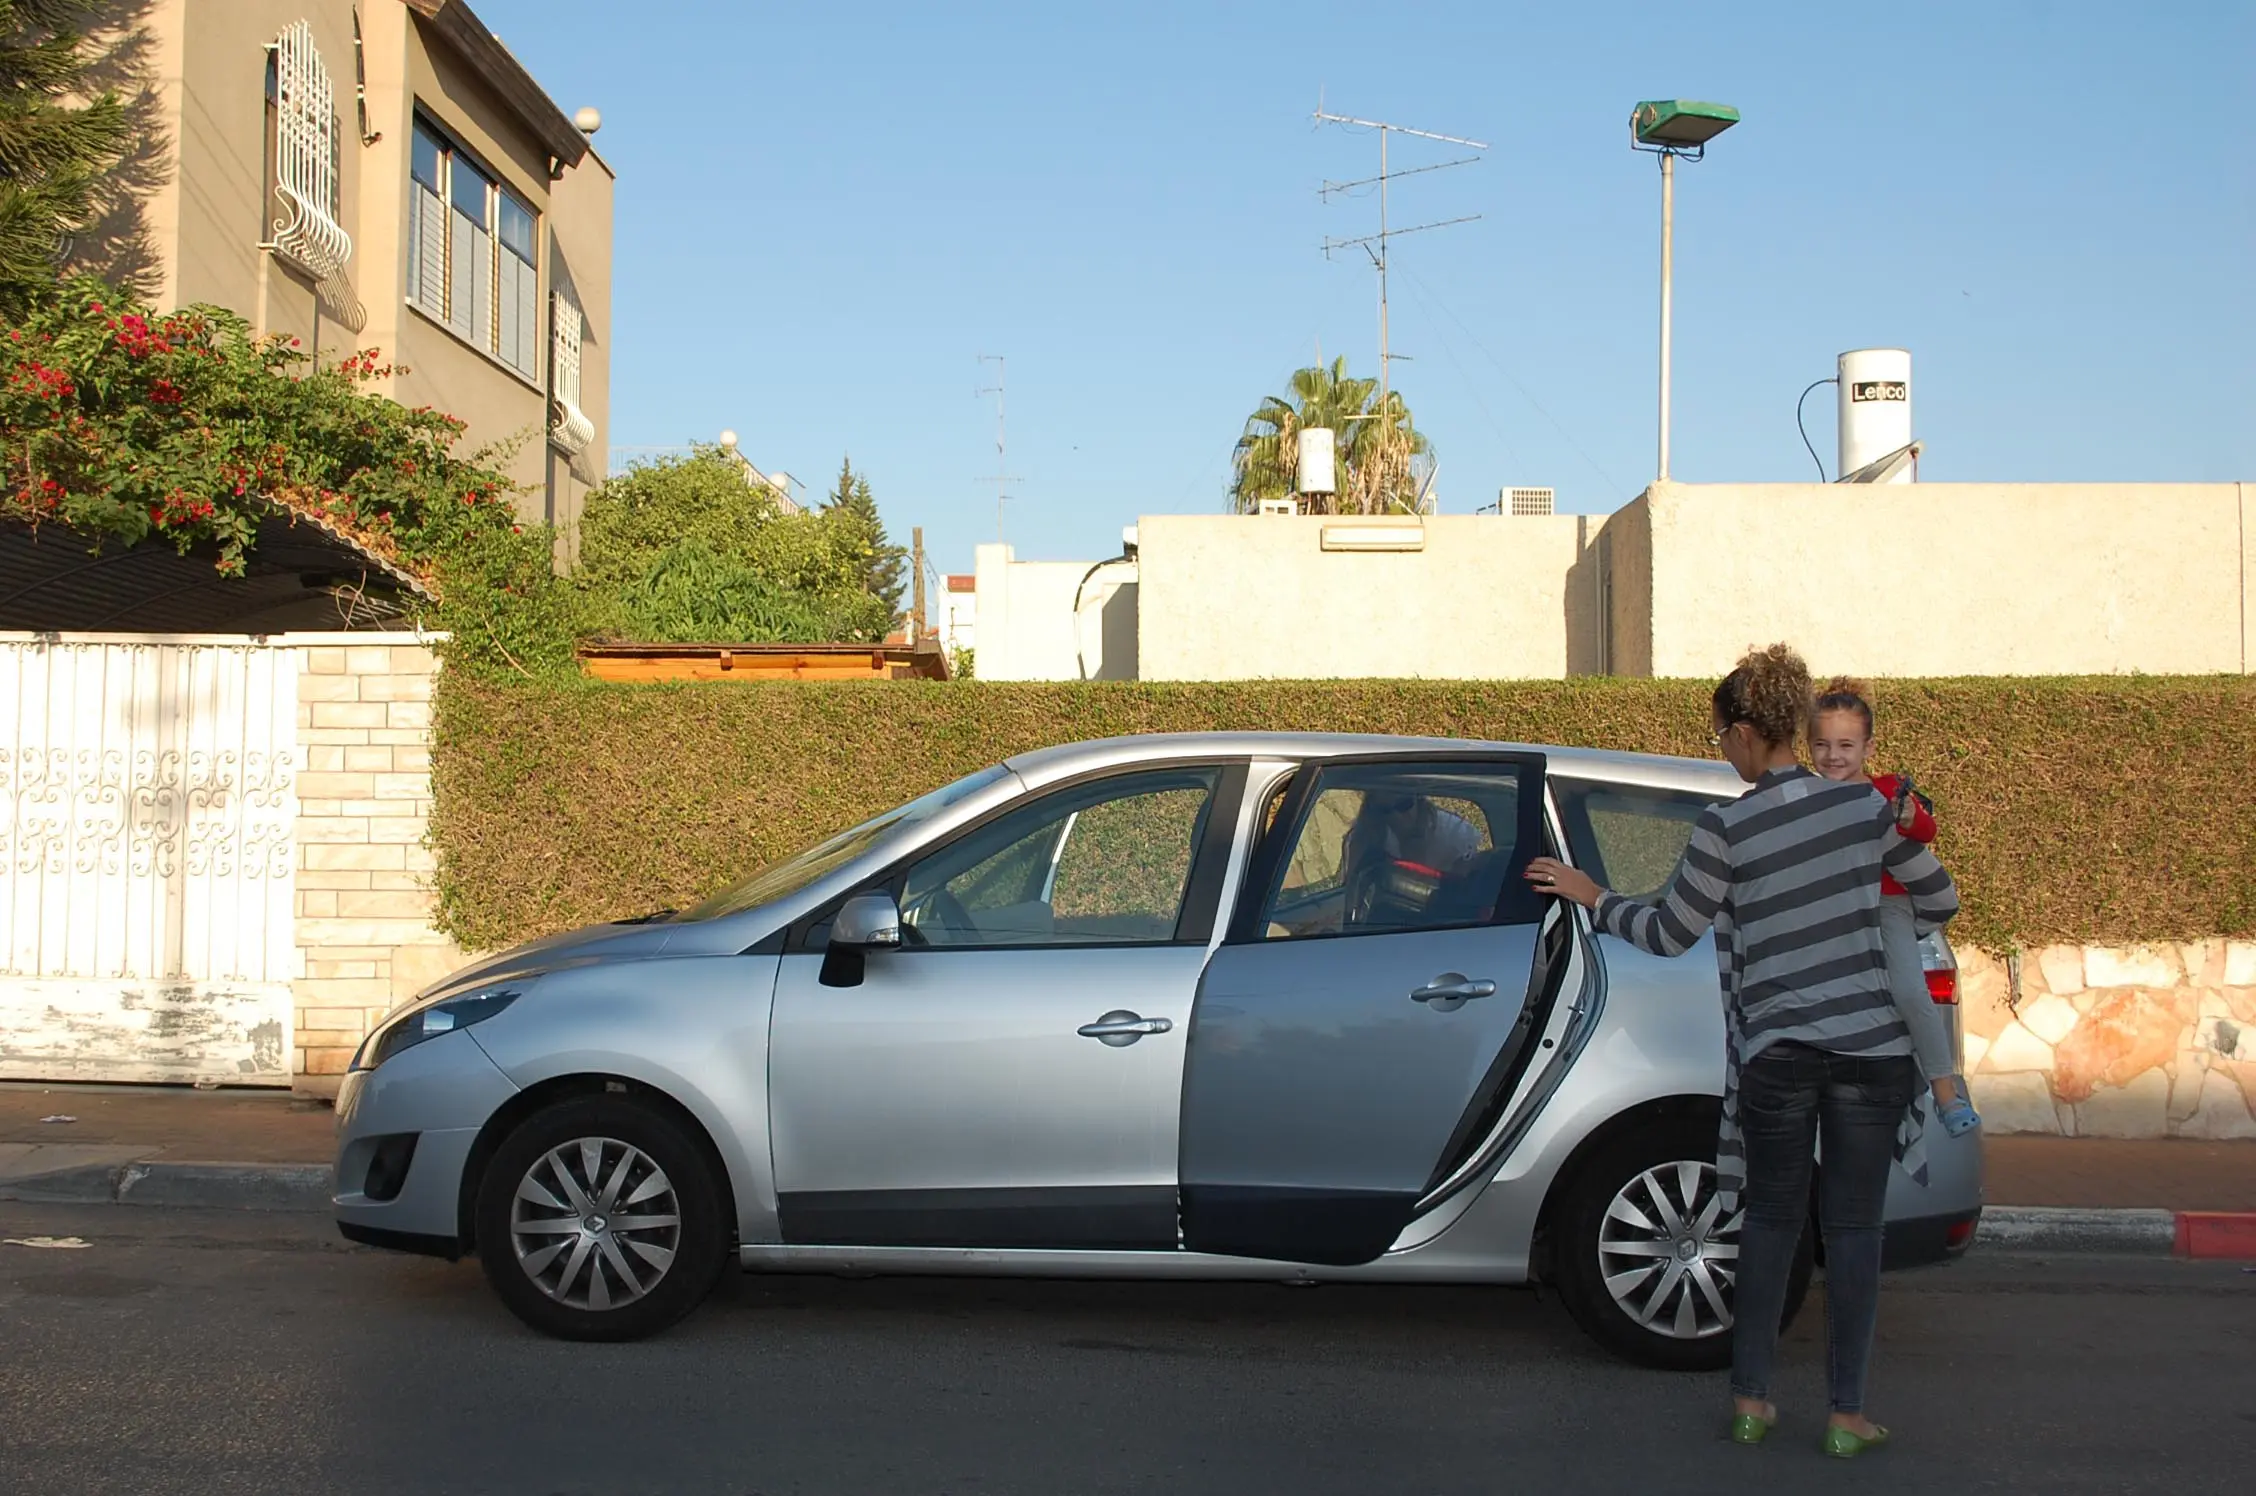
[577,641,950,683]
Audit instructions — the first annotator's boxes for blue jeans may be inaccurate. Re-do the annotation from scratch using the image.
[1729,1041,1917,1415]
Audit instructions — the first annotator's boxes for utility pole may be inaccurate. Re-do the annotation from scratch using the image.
[911,526,928,641]
[1315,103,1488,409]
[975,354,1021,541]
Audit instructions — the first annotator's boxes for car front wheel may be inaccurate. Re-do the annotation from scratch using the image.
[1551,1121,1811,1371]
[476,1095,727,1341]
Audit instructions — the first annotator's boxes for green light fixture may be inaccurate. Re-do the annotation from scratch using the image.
[1630,99,1741,155]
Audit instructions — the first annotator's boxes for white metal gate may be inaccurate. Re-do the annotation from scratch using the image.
[1,635,297,1084]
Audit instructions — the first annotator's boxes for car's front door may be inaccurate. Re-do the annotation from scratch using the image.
[1178,754,1559,1265]
[768,763,1243,1251]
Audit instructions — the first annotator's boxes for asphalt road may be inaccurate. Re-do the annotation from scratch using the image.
[0,1202,2248,1496]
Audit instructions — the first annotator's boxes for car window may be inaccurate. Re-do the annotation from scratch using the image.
[1255,761,1540,940]
[1550,778,1725,901]
[899,769,1220,948]
[676,764,1011,922]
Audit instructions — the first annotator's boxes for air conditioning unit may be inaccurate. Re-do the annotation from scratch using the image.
[1505,487,1555,516]
[1256,498,1299,517]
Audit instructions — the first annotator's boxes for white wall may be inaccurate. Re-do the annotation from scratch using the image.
[1625,481,2252,678]
[972,544,1137,681]
[1134,514,1596,681]
[938,584,977,658]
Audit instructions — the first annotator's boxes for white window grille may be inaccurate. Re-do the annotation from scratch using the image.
[1507,486,1556,516]
[405,115,539,380]
[548,288,594,456]
[263,21,352,280]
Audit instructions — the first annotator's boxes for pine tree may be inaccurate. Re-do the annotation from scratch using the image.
[827,454,907,625]
[0,0,128,317]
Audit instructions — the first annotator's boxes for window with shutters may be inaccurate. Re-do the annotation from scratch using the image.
[404,114,539,382]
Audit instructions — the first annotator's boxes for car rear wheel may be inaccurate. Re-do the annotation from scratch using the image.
[476,1095,726,1342]
[1551,1121,1811,1371]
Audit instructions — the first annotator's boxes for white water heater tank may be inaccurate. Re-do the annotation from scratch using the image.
[1836,349,1913,482]
[1296,427,1337,496]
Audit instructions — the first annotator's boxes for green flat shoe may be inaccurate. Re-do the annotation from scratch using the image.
[1729,1410,1776,1445]
[1821,1423,1890,1459]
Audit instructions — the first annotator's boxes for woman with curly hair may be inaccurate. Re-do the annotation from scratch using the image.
[1526,643,1958,1458]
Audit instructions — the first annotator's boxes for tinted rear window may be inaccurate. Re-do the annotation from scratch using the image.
[1551,777,1726,901]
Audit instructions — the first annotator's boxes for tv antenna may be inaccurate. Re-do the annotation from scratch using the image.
[1315,100,1488,409]
[975,354,1023,542]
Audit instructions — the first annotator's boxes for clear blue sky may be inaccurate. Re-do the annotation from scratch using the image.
[481,0,2252,576]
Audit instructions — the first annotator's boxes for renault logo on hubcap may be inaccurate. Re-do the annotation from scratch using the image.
[586,1215,608,1233]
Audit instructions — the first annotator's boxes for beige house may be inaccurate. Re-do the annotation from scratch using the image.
[74,0,612,538]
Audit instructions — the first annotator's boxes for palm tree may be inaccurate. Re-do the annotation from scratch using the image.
[1229,358,1431,516]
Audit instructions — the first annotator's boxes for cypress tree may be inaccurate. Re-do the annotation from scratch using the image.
[827,454,907,623]
[0,0,127,317]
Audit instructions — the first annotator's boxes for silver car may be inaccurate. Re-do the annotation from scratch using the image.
[333,733,1981,1365]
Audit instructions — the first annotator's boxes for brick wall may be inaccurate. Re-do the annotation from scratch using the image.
[288,634,467,1095]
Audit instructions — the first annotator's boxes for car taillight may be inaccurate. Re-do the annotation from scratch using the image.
[1946,1216,1977,1252]
[1925,968,1958,1004]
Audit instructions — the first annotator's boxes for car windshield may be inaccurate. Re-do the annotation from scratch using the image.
[674,764,1013,923]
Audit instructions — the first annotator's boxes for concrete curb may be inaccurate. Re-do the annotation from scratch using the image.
[1974,1206,2256,1260]
[0,1160,330,1212]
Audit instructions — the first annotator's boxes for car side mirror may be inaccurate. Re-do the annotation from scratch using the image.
[832,892,902,949]
[820,892,902,989]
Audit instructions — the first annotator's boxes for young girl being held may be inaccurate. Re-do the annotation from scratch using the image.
[1808,679,1981,1137]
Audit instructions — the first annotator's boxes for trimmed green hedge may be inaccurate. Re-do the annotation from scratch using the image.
[430,675,2256,955]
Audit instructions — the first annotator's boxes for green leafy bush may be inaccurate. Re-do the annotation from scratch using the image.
[577,450,893,645]
[430,673,2256,955]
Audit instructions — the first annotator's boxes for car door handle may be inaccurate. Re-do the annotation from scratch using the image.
[1410,976,1497,1004]
[1078,1011,1173,1045]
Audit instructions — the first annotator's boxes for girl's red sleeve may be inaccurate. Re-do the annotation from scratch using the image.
[1872,772,1937,844]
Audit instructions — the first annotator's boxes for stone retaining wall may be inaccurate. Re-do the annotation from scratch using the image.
[1962,941,2256,1139]
[289,636,465,1095]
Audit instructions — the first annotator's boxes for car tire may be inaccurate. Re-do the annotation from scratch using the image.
[1551,1121,1812,1371]
[476,1095,727,1342]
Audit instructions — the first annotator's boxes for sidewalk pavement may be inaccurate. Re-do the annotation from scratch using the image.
[2,1082,2252,1255]
[1,1081,333,1213]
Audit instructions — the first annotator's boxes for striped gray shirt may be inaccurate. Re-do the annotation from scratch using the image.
[1593,766,1959,1204]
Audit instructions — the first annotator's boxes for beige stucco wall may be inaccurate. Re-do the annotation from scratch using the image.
[107,0,611,530]
[972,543,1136,681]
[542,135,613,552]
[133,0,362,358]
[1135,514,1590,681]
[1596,496,1652,677]
[1635,481,2250,678]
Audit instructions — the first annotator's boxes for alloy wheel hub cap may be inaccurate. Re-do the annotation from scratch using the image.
[1596,1159,1747,1341]
[510,1136,682,1312]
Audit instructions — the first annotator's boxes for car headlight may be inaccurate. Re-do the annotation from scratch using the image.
[351,986,522,1072]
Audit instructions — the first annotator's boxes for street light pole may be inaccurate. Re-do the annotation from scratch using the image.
[1657,150,1675,482]
[1629,99,1739,487]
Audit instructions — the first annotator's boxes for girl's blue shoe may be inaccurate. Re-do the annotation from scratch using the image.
[1937,1081,1981,1138]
